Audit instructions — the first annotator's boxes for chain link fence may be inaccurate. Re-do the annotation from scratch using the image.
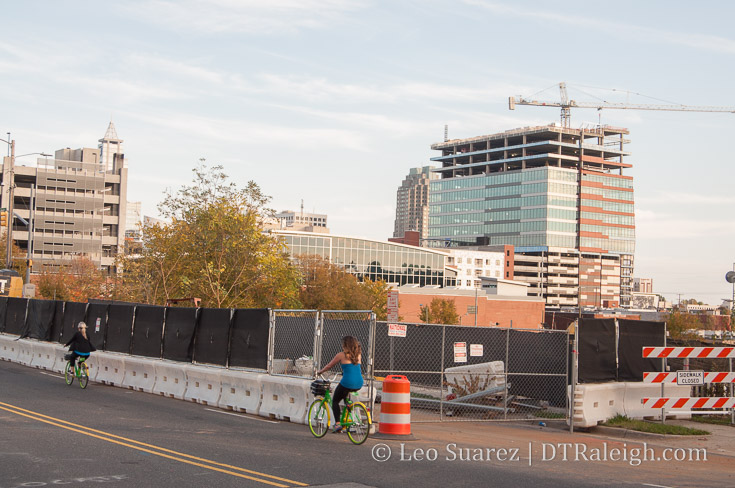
[270,310,319,377]
[374,321,569,423]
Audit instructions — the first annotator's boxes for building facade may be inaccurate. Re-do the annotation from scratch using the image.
[392,166,437,241]
[1,123,128,273]
[428,124,635,307]
[272,230,456,287]
[270,204,329,233]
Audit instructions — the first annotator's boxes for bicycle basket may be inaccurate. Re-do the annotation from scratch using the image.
[310,379,330,396]
[63,353,73,361]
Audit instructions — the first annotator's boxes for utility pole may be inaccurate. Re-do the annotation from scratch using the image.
[2,139,15,269]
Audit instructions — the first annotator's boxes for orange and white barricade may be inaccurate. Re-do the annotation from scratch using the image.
[379,375,411,435]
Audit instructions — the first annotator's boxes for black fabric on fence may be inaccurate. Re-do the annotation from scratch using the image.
[131,305,165,358]
[320,316,372,377]
[105,304,135,353]
[85,303,109,351]
[508,329,569,407]
[162,307,197,362]
[578,318,617,383]
[272,315,316,362]
[229,309,270,369]
[4,298,28,335]
[0,297,7,333]
[50,301,65,343]
[617,320,665,381]
[23,299,56,340]
[61,302,87,345]
[374,323,445,388]
[194,308,231,366]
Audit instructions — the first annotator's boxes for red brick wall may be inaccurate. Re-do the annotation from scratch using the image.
[396,292,543,329]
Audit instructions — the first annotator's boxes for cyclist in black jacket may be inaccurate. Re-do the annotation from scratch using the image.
[64,322,96,370]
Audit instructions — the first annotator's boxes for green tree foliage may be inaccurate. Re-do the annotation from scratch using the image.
[419,298,460,325]
[297,254,389,316]
[112,163,301,308]
[0,234,29,278]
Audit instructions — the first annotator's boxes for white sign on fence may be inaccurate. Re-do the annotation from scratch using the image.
[388,323,407,338]
[387,290,399,322]
[454,342,467,363]
[676,370,704,385]
[470,344,483,357]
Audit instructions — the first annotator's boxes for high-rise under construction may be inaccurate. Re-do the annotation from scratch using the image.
[428,124,635,308]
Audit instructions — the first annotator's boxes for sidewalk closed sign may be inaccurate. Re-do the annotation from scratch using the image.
[454,342,467,363]
[676,370,704,385]
[388,323,407,337]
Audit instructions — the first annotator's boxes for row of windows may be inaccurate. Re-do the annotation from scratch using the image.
[431,167,581,192]
[581,224,636,238]
[581,199,634,214]
[429,193,580,215]
[429,207,578,226]
[580,212,635,226]
[580,237,635,253]
[280,235,447,275]
[429,220,580,236]
[430,181,578,203]
[582,174,634,189]
[581,186,634,202]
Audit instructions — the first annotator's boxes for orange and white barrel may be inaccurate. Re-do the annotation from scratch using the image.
[379,375,411,435]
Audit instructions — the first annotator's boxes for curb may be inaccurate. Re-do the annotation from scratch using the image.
[589,425,709,441]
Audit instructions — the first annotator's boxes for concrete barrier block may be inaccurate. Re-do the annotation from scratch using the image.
[30,341,56,371]
[219,370,263,415]
[15,339,35,366]
[153,361,188,399]
[94,352,127,387]
[568,383,626,428]
[260,376,310,424]
[184,365,222,406]
[445,361,506,394]
[123,356,158,393]
[624,382,692,420]
[0,334,20,362]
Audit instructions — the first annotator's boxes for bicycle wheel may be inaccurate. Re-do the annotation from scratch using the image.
[64,362,74,386]
[79,363,89,389]
[308,399,330,438]
[346,403,370,445]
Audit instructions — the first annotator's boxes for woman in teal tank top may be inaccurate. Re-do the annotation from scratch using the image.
[317,336,363,433]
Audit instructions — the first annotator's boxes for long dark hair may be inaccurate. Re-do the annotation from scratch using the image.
[342,336,361,365]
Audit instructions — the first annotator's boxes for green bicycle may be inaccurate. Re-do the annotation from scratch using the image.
[308,377,371,445]
[64,355,90,389]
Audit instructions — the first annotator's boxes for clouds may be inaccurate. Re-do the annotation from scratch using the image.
[463,0,735,54]
[117,0,368,35]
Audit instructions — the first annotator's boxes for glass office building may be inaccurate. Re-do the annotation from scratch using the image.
[273,230,455,287]
[428,124,635,306]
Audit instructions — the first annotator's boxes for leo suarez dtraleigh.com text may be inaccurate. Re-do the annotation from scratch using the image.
[370,442,708,466]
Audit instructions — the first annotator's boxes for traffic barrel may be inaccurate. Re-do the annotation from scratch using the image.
[379,375,411,435]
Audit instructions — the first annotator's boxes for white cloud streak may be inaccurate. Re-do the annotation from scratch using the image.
[464,0,735,54]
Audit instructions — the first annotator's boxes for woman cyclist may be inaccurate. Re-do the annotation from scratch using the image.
[64,321,96,370]
[317,336,363,433]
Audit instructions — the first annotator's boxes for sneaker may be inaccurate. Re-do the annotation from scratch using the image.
[332,425,344,434]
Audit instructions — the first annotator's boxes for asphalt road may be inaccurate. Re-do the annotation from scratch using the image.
[0,360,721,488]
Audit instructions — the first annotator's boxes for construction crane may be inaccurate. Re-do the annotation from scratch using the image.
[509,82,735,127]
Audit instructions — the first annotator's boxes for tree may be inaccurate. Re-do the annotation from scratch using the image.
[112,163,301,308]
[0,234,29,278]
[419,298,460,325]
[297,254,389,317]
[37,256,107,301]
[666,311,702,339]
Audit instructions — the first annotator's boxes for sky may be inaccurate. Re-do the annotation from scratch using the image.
[2,1,734,306]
